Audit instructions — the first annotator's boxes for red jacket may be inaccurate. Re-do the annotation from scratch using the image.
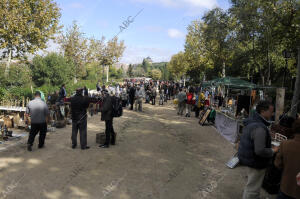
[186,93,194,105]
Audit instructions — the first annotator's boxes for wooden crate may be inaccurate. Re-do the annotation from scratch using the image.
[96,132,117,145]
[4,116,14,128]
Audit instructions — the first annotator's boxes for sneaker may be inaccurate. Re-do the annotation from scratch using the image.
[99,144,109,148]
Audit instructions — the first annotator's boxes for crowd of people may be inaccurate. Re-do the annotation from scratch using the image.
[24,79,300,199]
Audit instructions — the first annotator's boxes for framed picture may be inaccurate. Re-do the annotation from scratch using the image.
[199,109,211,126]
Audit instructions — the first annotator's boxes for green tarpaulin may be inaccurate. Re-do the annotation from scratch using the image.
[202,77,256,89]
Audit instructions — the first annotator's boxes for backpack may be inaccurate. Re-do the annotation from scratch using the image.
[112,96,123,117]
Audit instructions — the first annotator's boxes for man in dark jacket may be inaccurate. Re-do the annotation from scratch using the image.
[238,100,278,199]
[100,90,116,148]
[59,84,67,102]
[70,88,90,150]
[129,84,136,110]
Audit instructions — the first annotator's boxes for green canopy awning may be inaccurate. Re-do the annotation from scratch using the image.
[203,77,256,89]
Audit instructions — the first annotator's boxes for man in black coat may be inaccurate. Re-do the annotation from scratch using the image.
[100,90,116,148]
[70,88,90,150]
[129,84,136,110]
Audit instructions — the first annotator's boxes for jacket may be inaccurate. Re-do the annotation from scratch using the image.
[70,94,89,121]
[238,112,273,169]
[275,134,300,198]
[186,93,194,105]
[101,95,113,121]
[177,91,187,103]
[129,87,136,99]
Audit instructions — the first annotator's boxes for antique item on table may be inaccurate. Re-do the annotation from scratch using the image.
[226,153,239,169]
[199,109,211,126]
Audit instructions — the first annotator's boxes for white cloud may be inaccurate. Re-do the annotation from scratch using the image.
[167,28,185,39]
[120,45,176,64]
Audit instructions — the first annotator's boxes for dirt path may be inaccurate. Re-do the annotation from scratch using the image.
[0,103,274,199]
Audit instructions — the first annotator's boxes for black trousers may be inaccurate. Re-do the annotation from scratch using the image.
[105,119,115,145]
[195,107,200,117]
[129,98,135,110]
[277,191,295,199]
[122,100,127,107]
[27,123,47,147]
[72,118,87,148]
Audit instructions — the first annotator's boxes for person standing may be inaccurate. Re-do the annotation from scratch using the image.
[135,86,144,111]
[121,86,128,107]
[238,100,278,199]
[70,88,90,150]
[83,86,89,97]
[129,84,136,110]
[96,80,101,92]
[26,91,49,151]
[59,84,67,102]
[186,88,194,117]
[100,90,116,148]
[177,88,187,116]
[151,86,157,105]
[274,119,300,199]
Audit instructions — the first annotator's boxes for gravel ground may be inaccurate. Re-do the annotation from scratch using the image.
[0,102,275,199]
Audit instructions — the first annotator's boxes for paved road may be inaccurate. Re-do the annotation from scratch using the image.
[0,103,273,199]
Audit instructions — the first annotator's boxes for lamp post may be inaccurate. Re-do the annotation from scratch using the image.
[282,49,291,87]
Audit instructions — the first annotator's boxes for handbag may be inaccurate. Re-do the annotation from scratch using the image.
[262,157,282,195]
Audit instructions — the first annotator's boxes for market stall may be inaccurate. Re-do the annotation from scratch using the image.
[202,77,257,143]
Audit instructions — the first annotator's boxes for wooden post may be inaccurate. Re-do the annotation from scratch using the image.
[276,88,285,122]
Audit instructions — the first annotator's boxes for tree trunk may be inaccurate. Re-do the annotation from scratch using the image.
[290,47,300,118]
[267,42,271,86]
[222,62,226,77]
[5,49,12,77]
[106,66,109,83]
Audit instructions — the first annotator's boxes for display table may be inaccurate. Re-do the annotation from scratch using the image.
[0,106,26,112]
[215,111,243,143]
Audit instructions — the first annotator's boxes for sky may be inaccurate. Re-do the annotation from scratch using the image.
[51,0,231,64]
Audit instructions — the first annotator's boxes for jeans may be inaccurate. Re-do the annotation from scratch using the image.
[105,119,115,145]
[243,167,266,199]
[186,104,193,116]
[152,96,156,105]
[178,102,186,115]
[135,98,142,111]
[28,123,47,147]
[72,117,87,148]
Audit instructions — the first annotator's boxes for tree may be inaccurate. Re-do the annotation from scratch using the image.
[58,21,88,81]
[30,53,72,87]
[127,64,134,77]
[133,67,146,77]
[167,52,188,79]
[151,69,162,80]
[0,0,61,76]
[99,37,125,82]
[142,58,152,73]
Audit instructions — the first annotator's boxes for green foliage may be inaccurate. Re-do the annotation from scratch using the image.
[150,69,162,80]
[30,53,73,87]
[167,0,300,88]
[127,64,134,77]
[0,0,61,74]
[167,52,188,79]
[142,58,152,73]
